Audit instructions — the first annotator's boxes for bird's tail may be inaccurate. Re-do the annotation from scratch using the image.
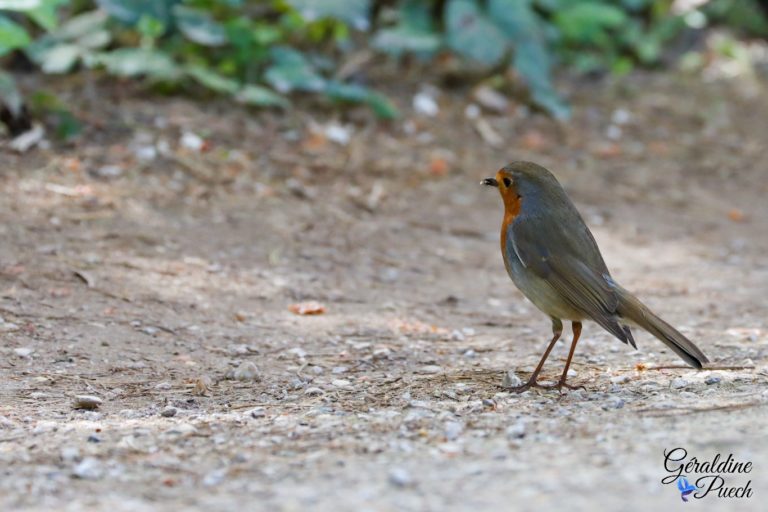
[614,285,709,368]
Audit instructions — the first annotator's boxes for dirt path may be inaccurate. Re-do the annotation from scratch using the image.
[1,73,767,511]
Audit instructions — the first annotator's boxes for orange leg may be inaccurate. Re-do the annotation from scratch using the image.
[505,318,562,393]
[555,321,586,391]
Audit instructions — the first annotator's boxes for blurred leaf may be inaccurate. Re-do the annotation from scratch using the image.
[364,91,399,119]
[251,23,282,45]
[445,0,508,66]
[137,14,166,38]
[489,0,542,39]
[26,11,110,68]
[0,14,31,56]
[173,5,227,47]
[52,108,81,140]
[0,0,41,9]
[39,43,80,73]
[186,64,238,93]
[264,46,326,93]
[236,84,289,108]
[553,2,627,45]
[399,0,434,31]
[707,0,768,36]
[21,0,68,31]
[56,10,108,41]
[94,48,181,79]
[97,0,179,26]
[373,0,441,55]
[514,40,569,120]
[325,80,399,118]
[286,0,372,31]
[372,28,441,55]
[28,89,81,141]
[489,0,569,119]
[612,56,633,75]
[76,29,110,49]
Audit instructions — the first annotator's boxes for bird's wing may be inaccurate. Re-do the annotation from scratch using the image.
[510,218,634,345]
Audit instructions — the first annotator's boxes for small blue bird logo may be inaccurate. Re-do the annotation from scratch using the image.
[677,477,697,502]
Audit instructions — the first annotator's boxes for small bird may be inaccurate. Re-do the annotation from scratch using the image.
[482,162,708,391]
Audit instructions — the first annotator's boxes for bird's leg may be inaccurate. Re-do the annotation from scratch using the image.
[554,321,586,392]
[505,318,562,393]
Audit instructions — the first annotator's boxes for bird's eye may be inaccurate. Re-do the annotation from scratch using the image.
[502,177,512,188]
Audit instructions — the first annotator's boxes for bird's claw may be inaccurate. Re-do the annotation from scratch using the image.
[553,380,587,392]
[502,379,586,394]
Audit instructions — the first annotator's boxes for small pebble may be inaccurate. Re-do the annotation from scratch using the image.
[233,361,262,382]
[87,435,101,443]
[506,422,526,439]
[418,365,442,375]
[304,387,324,396]
[249,408,266,419]
[444,421,463,441]
[72,457,103,480]
[464,103,480,119]
[502,370,523,388]
[413,91,438,117]
[61,446,80,463]
[180,131,204,151]
[705,376,721,385]
[202,468,227,487]
[610,375,630,385]
[13,347,33,357]
[670,378,688,389]
[388,467,413,487]
[160,406,178,418]
[332,379,352,388]
[73,395,102,410]
[603,397,625,410]
[164,423,197,436]
[155,382,172,390]
[95,165,123,178]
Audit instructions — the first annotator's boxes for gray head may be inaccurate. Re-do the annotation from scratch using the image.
[481,161,566,204]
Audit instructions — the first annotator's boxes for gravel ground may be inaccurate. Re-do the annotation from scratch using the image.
[1,71,767,511]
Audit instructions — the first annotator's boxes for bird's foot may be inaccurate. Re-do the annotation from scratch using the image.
[551,380,587,393]
[503,379,586,394]
[503,379,552,393]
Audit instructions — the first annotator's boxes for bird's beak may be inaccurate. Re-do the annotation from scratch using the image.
[481,177,498,187]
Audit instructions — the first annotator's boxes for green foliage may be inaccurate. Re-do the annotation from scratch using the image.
[541,0,688,74]
[2,0,768,129]
[372,0,441,56]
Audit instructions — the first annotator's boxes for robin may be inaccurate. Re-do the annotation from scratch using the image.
[482,162,708,391]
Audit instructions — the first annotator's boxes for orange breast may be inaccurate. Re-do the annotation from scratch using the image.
[499,193,521,272]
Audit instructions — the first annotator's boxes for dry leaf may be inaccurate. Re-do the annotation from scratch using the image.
[289,301,326,315]
[521,130,547,150]
[592,143,623,158]
[390,318,448,336]
[429,157,449,176]
[727,209,746,222]
[193,376,212,396]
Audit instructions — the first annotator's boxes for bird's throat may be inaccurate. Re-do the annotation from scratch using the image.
[499,193,521,269]
[501,193,521,230]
